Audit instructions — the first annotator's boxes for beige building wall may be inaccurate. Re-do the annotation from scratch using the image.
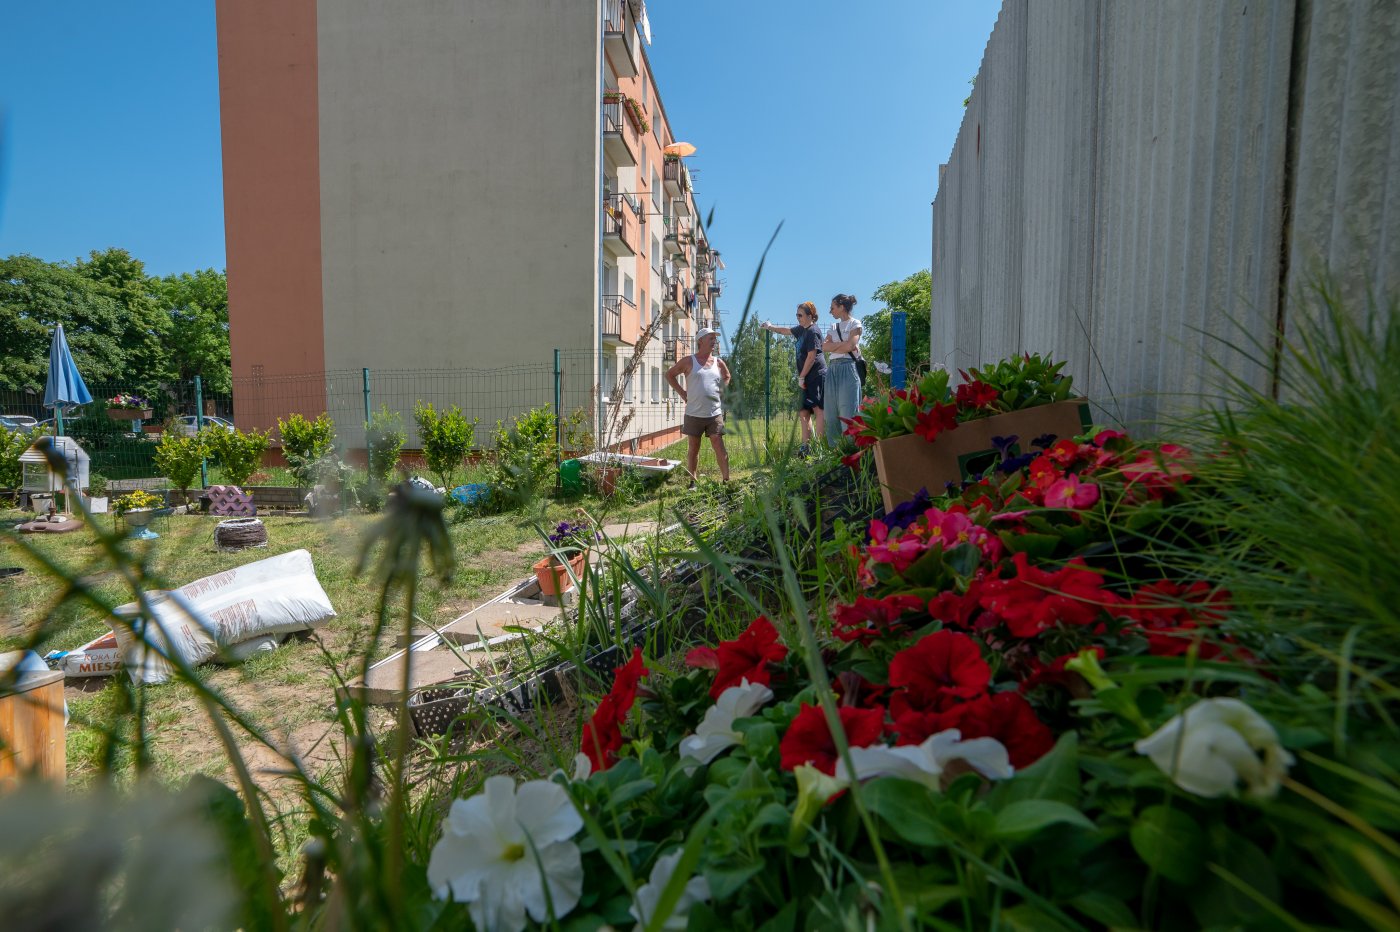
[315,0,601,382]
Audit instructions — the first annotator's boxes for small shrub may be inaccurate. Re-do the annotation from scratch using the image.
[113,489,162,515]
[153,431,205,493]
[413,402,475,490]
[365,406,406,488]
[488,406,558,505]
[561,407,595,456]
[278,413,336,489]
[86,472,109,497]
[205,426,272,488]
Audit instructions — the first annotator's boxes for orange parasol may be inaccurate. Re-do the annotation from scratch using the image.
[663,141,697,157]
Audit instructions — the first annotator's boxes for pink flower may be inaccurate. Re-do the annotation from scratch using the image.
[866,520,929,573]
[1043,474,1101,510]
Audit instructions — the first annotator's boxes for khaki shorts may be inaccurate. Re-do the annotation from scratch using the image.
[682,414,725,437]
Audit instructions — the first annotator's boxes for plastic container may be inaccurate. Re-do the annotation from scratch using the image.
[559,459,583,495]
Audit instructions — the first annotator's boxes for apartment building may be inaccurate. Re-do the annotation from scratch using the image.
[215,0,721,450]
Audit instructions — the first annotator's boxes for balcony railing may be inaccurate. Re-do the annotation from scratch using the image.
[601,295,634,339]
[663,159,690,193]
[663,338,690,362]
[603,97,624,134]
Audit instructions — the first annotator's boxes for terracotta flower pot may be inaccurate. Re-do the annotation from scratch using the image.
[597,467,622,496]
[533,551,587,596]
[107,407,153,421]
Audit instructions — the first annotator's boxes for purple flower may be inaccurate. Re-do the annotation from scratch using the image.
[1031,433,1058,450]
[991,435,1020,456]
[877,488,931,535]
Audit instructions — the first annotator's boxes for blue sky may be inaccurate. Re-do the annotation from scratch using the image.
[0,1,998,328]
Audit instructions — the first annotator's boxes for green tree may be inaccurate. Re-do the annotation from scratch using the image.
[153,268,230,393]
[278,412,336,489]
[725,320,796,419]
[153,431,206,494]
[413,402,475,490]
[862,269,932,374]
[0,254,127,391]
[76,248,173,391]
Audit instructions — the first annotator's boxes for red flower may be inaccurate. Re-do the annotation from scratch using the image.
[710,616,788,699]
[834,671,891,709]
[978,552,1119,639]
[1121,444,1194,497]
[1042,474,1101,510]
[580,647,650,773]
[779,703,886,774]
[841,416,878,449]
[831,594,927,644]
[955,380,999,409]
[1018,646,1104,694]
[914,402,959,442]
[887,630,991,719]
[927,579,985,630]
[684,646,719,669]
[865,520,929,574]
[946,692,1056,768]
[841,450,866,470]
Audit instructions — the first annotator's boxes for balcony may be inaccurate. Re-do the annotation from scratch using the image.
[603,0,637,77]
[600,294,635,345]
[662,275,684,310]
[603,194,638,256]
[672,195,691,218]
[663,337,690,363]
[663,158,690,196]
[602,97,636,167]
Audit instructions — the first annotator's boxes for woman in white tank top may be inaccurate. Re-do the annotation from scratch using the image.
[665,327,731,483]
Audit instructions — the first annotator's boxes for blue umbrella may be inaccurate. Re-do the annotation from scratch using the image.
[43,323,92,436]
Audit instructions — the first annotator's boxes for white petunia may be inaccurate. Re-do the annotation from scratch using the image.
[1135,698,1293,799]
[427,775,585,932]
[629,849,712,931]
[679,679,774,767]
[836,729,1014,789]
[572,752,592,781]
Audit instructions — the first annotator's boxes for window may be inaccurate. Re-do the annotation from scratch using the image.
[623,273,634,303]
[651,170,661,209]
[651,236,661,272]
[640,289,648,326]
[623,367,634,402]
[651,366,660,402]
[652,299,661,331]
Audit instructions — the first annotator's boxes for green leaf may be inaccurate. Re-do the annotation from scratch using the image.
[703,859,765,900]
[861,778,948,847]
[1130,804,1205,884]
[989,732,1081,806]
[998,903,1077,932]
[754,899,799,932]
[991,800,1096,842]
[1068,891,1137,928]
[609,779,656,808]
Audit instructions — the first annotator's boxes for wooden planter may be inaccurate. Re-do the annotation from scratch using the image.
[532,552,587,597]
[871,400,1093,512]
[107,407,153,421]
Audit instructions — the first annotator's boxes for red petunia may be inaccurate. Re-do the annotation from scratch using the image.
[710,616,789,699]
[831,594,927,644]
[1018,646,1104,695]
[580,647,650,773]
[887,630,991,719]
[978,552,1119,639]
[945,692,1056,768]
[914,402,959,443]
[684,646,719,669]
[927,577,986,630]
[955,380,999,409]
[779,703,886,774]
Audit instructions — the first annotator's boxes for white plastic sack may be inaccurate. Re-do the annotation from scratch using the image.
[49,631,124,677]
[219,632,285,663]
[111,549,336,684]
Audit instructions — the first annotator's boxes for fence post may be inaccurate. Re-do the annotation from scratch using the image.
[891,310,908,390]
[195,375,207,489]
[553,349,563,471]
[361,367,372,429]
[763,329,772,458]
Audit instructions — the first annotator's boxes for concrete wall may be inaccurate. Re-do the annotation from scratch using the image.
[316,0,601,385]
[932,0,1399,431]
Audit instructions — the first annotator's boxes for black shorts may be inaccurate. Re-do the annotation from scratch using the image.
[799,369,825,412]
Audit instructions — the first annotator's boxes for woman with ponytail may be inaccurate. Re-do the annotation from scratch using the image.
[821,293,863,444]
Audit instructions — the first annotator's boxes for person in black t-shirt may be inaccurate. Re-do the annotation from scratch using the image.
[761,301,825,454]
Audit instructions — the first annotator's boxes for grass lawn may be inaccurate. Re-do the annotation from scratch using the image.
[0,427,799,789]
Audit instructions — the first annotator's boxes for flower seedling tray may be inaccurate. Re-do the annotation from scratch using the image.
[872,399,1093,512]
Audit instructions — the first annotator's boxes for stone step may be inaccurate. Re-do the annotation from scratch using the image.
[346,647,496,705]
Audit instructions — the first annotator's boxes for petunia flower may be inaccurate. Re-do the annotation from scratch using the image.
[629,849,712,931]
[887,630,992,718]
[680,679,774,767]
[914,402,959,442]
[1135,698,1293,799]
[709,616,788,699]
[779,703,886,775]
[428,776,585,932]
[831,594,926,644]
[788,763,852,844]
[835,728,1014,789]
[978,552,1119,638]
[896,692,1055,768]
[579,647,649,773]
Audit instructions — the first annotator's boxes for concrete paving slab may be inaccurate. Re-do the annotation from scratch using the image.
[348,649,487,704]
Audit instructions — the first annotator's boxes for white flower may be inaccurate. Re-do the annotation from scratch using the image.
[1135,698,1294,799]
[629,849,712,931]
[788,763,852,844]
[572,752,592,781]
[679,679,774,767]
[427,775,585,932]
[872,361,892,374]
[836,729,1014,789]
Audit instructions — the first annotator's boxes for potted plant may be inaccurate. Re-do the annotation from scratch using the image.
[106,393,154,421]
[113,489,163,539]
[532,519,596,596]
[846,354,1092,511]
[85,473,109,514]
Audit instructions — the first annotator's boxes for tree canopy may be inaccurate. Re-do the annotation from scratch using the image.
[0,249,228,394]
[861,269,932,374]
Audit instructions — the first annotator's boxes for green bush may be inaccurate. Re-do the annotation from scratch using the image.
[205,426,272,488]
[1,426,41,497]
[487,406,558,505]
[153,430,206,493]
[365,406,406,488]
[413,401,475,490]
[277,412,336,489]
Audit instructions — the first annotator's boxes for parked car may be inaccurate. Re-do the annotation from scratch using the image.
[0,415,30,433]
[174,415,236,437]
